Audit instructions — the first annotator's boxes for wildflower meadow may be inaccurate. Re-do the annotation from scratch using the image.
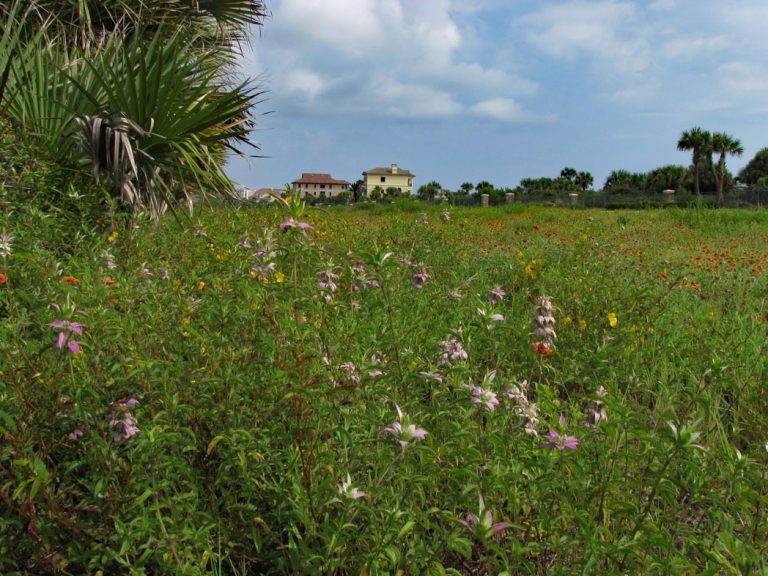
[2,196,768,574]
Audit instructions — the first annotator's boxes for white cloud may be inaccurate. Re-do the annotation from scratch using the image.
[255,0,540,121]
[523,1,650,74]
[472,98,532,122]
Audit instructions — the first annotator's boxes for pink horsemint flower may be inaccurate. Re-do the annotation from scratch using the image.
[337,474,366,500]
[471,386,499,412]
[418,370,445,383]
[110,398,141,444]
[279,217,314,238]
[48,320,84,354]
[542,415,579,450]
[585,385,609,427]
[531,295,557,357]
[317,269,339,301]
[338,362,360,385]
[436,334,468,366]
[384,404,428,448]
[488,287,506,305]
[458,494,508,539]
[412,267,430,289]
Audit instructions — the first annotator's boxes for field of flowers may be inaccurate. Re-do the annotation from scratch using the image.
[1,198,768,574]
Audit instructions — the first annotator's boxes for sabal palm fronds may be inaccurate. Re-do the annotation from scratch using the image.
[70,26,263,219]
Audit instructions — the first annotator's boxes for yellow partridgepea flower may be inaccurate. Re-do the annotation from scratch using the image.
[607,313,618,328]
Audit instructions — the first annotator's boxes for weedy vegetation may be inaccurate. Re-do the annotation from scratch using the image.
[2,141,768,573]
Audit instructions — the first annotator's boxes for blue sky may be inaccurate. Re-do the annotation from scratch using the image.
[227,0,768,192]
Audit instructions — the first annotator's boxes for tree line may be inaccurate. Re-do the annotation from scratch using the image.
[412,128,764,206]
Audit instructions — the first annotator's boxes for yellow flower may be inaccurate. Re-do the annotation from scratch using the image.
[275,271,285,283]
[107,231,118,243]
[197,281,206,291]
[180,317,190,326]
[563,316,573,326]
[579,319,587,331]
[607,313,618,328]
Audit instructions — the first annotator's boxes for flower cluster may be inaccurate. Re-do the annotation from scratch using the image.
[351,262,379,292]
[48,320,84,354]
[506,379,539,436]
[338,362,360,385]
[317,268,339,302]
[103,251,117,270]
[412,266,430,289]
[458,494,508,540]
[531,295,556,356]
[337,474,366,500]
[0,232,14,258]
[470,385,499,412]
[542,415,579,450]
[488,287,506,306]
[109,398,140,444]
[384,404,428,448]
[585,386,608,427]
[279,217,314,239]
[436,333,468,367]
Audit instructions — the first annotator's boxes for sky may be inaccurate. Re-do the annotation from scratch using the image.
[226,0,768,192]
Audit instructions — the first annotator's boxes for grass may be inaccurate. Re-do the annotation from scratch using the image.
[1,200,768,574]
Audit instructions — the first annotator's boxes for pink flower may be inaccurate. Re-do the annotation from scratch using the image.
[48,320,84,354]
[385,404,428,448]
[542,415,579,450]
[110,414,140,444]
[458,495,508,539]
[412,268,430,289]
[337,474,366,500]
[279,217,314,238]
[437,336,468,366]
[471,386,499,412]
[488,287,506,305]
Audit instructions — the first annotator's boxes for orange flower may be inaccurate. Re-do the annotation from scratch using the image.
[531,341,554,356]
[101,278,117,286]
[0,273,6,284]
[63,276,80,285]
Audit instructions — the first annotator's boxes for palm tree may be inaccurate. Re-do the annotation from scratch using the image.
[0,0,268,220]
[576,171,593,191]
[677,127,711,196]
[709,132,743,206]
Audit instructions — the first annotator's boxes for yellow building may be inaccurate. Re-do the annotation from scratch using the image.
[363,164,415,196]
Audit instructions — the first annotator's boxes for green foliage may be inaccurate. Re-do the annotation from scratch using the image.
[738,147,768,186]
[0,0,266,221]
[2,202,768,573]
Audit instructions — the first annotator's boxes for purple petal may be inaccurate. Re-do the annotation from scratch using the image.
[67,322,84,336]
[67,339,81,354]
[48,320,67,330]
[491,522,509,536]
[53,332,68,350]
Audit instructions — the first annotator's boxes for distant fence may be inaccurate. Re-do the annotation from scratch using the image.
[443,189,768,209]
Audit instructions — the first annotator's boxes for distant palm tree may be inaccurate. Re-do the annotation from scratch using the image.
[460,182,474,195]
[709,132,743,206]
[576,171,593,191]
[677,127,711,196]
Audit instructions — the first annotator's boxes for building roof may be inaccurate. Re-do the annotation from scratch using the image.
[363,166,415,177]
[292,173,350,185]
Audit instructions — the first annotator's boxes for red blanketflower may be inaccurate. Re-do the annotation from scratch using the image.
[63,276,80,285]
